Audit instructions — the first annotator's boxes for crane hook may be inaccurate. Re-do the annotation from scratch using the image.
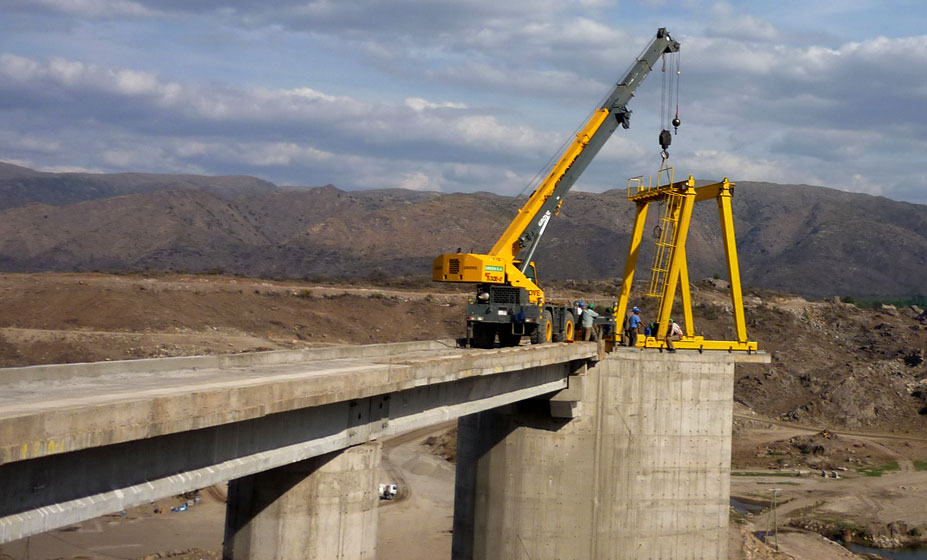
[659,129,672,151]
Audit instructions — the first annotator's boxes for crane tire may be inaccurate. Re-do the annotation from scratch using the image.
[471,323,495,349]
[531,310,553,345]
[499,332,522,347]
[554,311,575,342]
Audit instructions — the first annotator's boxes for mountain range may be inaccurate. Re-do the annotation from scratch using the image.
[1,161,925,299]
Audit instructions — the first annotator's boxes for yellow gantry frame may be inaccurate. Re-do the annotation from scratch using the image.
[614,173,757,352]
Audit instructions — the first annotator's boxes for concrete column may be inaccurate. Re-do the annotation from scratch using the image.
[452,351,734,560]
[223,442,381,560]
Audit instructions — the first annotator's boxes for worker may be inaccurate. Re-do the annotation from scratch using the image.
[626,306,642,347]
[666,318,683,352]
[581,303,599,341]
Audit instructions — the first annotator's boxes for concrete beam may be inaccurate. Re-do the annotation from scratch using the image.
[0,341,596,544]
[0,341,596,465]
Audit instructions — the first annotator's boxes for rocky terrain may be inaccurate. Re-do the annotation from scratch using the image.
[3,272,927,558]
[2,161,927,299]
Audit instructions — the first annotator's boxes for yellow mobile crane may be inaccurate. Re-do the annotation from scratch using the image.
[433,28,680,348]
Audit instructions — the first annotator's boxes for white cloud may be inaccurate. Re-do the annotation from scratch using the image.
[101,148,150,168]
[681,150,809,185]
[0,54,42,82]
[705,3,779,42]
[242,142,333,166]
[396,171,435,191]
[405,98,467,112]
[18,136,61,153]
[0,52,568,191]
[29,0,157,18]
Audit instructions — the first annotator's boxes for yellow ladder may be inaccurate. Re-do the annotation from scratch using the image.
[646,191,683,297]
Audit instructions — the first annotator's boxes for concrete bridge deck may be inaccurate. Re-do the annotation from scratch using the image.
[0,339,597,543]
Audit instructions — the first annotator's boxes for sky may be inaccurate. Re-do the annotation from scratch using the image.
[1,0,926,203]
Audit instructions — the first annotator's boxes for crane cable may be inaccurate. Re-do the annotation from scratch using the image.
[658,51,680,162]
[672,50,681,134]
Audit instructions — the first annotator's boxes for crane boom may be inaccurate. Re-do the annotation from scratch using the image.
[491,28,680,263]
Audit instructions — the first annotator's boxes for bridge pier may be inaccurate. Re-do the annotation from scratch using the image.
[223,442,381,560]
[452,350,735,560]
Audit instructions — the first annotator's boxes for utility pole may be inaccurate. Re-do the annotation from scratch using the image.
[765,488,781,551]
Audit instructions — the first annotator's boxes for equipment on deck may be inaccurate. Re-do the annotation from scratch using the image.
[433,28,680,348]
[615,169,758,352]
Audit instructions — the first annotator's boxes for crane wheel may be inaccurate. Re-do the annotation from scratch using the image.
[499,332,522,347]
[532,310,553,344]
[553,311,575,342]
[471,323,496,349]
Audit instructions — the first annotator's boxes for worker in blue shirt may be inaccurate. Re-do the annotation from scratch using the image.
[626,306,643,347]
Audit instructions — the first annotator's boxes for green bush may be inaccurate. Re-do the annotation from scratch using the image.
[857,461,900,477]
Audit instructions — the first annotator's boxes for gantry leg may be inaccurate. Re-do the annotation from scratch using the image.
[615,201,650,343]
[716,178,748,344]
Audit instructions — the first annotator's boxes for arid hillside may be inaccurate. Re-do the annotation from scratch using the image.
[2,162,927,299]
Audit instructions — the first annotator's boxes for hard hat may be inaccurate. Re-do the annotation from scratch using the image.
[669,318,675,322]
[589,303,595,309]
[632,306,640,312]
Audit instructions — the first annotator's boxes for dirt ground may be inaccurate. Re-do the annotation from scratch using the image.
[729,403,927,558]
[0,272,466,366]
[2,272,927,559]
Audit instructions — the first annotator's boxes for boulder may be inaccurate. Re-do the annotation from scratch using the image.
[702,277,730,290]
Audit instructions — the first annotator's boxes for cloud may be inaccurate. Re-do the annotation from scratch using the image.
[405,98,467,112]
[5,0,158,18]
[680,150,807,185]
[704,3,779,42]
[1,1,927,205]
[17,136,62,154]
[0,52,572,193]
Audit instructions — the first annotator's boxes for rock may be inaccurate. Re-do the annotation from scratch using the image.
[881,304,898,316]
[888,520,909,539]
[702,277,730,290]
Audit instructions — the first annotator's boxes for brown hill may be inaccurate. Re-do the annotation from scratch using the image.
[0,162,275,211]
[2,163,926,299]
